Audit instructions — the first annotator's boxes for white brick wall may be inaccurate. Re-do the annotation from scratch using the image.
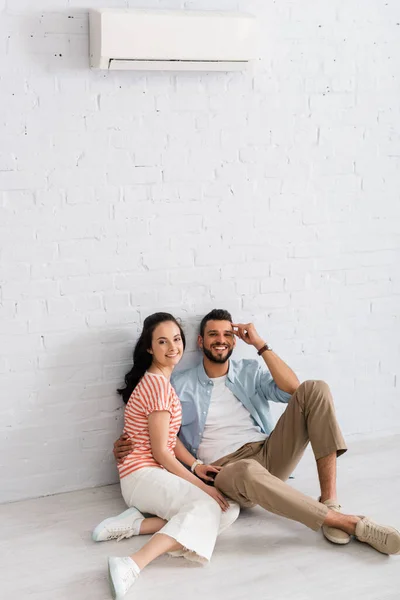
[1,0,400,503]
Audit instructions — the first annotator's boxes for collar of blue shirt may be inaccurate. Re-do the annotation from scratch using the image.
[195,359,236,387]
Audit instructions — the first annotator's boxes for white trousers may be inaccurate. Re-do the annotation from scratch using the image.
[121,467,224,563]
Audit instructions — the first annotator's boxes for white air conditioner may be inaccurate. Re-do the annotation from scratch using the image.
[89,8,258,71]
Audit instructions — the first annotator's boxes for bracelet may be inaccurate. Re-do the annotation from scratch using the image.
[257,343,272,355]
[191,459,204,473]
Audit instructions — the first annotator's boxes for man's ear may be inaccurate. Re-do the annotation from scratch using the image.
[197,335,204,350]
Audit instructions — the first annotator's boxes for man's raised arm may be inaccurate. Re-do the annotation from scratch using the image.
[233,322,300,395]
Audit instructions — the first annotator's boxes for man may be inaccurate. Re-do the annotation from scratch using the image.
[97,309,400,555]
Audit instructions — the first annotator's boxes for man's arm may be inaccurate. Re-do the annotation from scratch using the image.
[233,322,300,395]
[257,348,300,395]
[113,433,133,463]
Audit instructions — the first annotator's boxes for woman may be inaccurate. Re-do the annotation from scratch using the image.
[100,313,237,600]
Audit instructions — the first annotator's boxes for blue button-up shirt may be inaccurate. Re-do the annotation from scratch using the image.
[171,359,291,458]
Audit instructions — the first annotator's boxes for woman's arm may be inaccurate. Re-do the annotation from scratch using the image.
[174,437,221,483]
[148,411,229,510]
[173,437,198,468]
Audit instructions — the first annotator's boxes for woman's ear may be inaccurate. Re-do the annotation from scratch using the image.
[147,348,153,355]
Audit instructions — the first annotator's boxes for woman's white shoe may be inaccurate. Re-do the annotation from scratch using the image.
[108,556,140,600]
[93,508,144,542]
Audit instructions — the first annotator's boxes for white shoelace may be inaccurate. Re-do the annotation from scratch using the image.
[106,527,135,542]
[120,561,139,593]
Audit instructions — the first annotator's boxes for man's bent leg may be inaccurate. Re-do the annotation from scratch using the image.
[214,458,400,555]
[317,453,337,503]
[259,380,347,484]
[257,379,348,543]
[214,458,328,531]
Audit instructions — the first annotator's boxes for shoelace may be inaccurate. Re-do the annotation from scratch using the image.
[363,521,389,545]
[106,527,135,542]
[121,564,138,592]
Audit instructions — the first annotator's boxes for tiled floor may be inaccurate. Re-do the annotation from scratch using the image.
[2,434,400,600]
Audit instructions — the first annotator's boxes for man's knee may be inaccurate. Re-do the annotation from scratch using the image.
[215,459,261,507]
[298,379,331,399]
[218,459,259,483]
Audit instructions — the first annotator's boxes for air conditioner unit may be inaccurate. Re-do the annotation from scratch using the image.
[89,8,258,71]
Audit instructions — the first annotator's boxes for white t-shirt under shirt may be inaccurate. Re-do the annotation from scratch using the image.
[197,375,267,465]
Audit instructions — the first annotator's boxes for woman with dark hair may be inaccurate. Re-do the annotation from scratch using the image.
[96,312,232,600]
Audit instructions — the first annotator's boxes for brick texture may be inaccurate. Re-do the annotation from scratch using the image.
[1,0,400,502]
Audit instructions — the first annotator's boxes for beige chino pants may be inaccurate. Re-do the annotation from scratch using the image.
[213,380,347,531]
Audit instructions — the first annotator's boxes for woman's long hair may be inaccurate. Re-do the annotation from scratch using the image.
[118,312,186,404]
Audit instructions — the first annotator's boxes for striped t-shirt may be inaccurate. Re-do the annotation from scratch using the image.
[118,372,182,479]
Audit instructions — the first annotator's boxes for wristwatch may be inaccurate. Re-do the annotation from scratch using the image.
[257,343,272,355]
[191,459,204,473]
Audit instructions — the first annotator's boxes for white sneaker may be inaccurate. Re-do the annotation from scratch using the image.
[93,508,144,542]
[108,556,140,600]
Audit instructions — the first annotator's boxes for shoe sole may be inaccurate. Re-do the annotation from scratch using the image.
[92,507,143,542]
[382,534,400,555]
[356,537,400,555]
[108,558,117,600]
[322,504,351,546]
[323,531,352,545]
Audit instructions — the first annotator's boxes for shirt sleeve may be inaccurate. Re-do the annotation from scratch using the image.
[142,376,173,416]
[255,365,292,404]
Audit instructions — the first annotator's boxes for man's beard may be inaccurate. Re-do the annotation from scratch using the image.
[202,345,234,364]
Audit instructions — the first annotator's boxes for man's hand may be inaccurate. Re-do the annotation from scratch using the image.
[113,433,133,464]
[194,464,222,483]
[234,322,300,394]
[232,323,265,351]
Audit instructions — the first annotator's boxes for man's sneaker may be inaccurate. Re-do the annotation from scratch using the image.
[321,498,351,545]
[92,507,144,542]
[355,517,400,555]
[108,556,140,600]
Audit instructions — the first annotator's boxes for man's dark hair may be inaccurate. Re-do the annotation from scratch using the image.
[199,309,233,337]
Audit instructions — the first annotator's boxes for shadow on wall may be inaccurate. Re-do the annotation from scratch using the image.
[2,313,199,502]
[35,309,246,462]
[2,311,279,502]
[13,315,204,495]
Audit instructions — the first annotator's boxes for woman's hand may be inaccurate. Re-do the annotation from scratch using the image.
[194,463,222,483]
[202,485,230,512]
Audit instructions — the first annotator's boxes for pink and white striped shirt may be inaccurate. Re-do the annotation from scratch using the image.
[118,372,182,479]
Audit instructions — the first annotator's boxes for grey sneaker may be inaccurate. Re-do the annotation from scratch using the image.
[355,517,400,555]
[321,498,351,545]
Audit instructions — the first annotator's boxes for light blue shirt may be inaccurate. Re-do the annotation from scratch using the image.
[171,359,291,458]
